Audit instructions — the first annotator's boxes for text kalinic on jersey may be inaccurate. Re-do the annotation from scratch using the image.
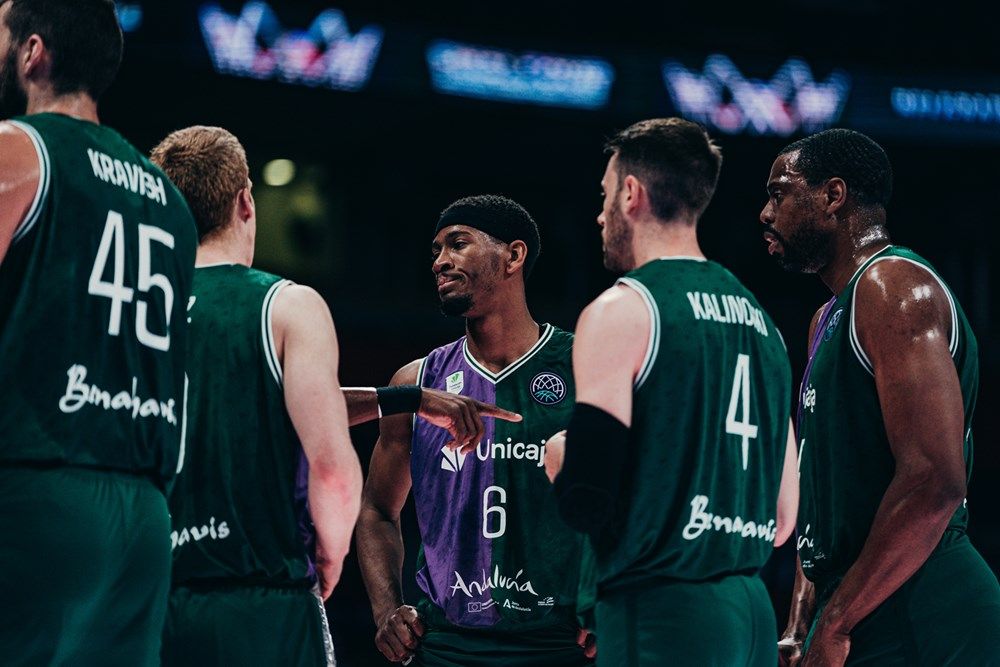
[686,292,769,336]
[87,148,168,206]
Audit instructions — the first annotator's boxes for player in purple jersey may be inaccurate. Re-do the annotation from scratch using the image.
[357,195,595,666]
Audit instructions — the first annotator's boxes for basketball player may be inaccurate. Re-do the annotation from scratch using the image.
[760,129,1000,666]
[544,118,799,666]
[151,128,518,665]
[357,195,595,666]
[0,1,197,664]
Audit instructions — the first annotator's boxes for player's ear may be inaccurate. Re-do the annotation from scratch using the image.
[236,187,254,224]
[507,240,528,275]
[622,174,643,216]
[824,177,847,216]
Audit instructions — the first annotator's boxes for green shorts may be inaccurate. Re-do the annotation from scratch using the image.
[0,465,171,666]
[413,620,592,667]
[162,584,334,666]
[807,532,1000,666]
[595,573,776,667]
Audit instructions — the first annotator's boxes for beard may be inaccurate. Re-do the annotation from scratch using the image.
[439,292,474,317]
[0,46,27,120]
[602,200,635,274]
[770,214,832,274]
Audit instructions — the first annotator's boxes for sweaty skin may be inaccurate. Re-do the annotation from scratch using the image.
[762,150,969,667]
[800,259,967,667]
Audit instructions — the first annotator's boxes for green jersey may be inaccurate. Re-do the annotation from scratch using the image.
[0,113,196,488]
[597,258,792,592]
[797,246,978,585]
[169,265,313,587]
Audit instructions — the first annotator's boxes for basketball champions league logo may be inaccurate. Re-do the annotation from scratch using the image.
[530,372,566,405]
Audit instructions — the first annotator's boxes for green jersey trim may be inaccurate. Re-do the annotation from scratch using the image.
[261,279,293,386]
[413,356,428,431]
[848,253,959,376]
[462,323,553,384]
[177,373,190,475]
[310,583,336,667]
[7,120,51,243]
[615,277,660,390]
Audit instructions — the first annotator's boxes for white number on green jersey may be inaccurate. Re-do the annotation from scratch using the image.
[483,485,507,538]
[88,210,176,351]
[726,353,759,471]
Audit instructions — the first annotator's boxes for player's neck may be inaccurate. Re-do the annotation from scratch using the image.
[26,90,99,124]
[819,222,891,294]
[465,298,540,373]
[196,240,251,268]
[631,218,705,268]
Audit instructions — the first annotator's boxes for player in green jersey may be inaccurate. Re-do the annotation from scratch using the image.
[545,118,799,667]
[357,195,596,666]
[761,129,1000,666]
[0,2,198,664]
[151,128,516,666]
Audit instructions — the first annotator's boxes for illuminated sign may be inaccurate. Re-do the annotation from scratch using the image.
[891,87,1000,124]
[662,55,850,136]
[116,3,143,33]
[426,40,614,109]
[199,2,383,91]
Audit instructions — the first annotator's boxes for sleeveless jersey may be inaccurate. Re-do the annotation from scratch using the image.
[412,324,586,631]
[797,246,978,585]
[0,113,196,488]
[169,265,315,587]
[597,258,792,592]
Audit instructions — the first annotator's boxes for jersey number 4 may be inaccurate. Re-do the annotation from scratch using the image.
[726,353,759,471]
[88,210,176,352]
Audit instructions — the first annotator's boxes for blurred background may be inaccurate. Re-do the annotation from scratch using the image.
[106,1,999,663]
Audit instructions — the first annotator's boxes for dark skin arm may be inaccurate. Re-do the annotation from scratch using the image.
[342,387,520,450]
[803,260,967,667]
[355,361,424,664]
[778,305,824,667]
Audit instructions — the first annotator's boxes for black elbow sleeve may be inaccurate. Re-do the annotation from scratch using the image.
[553,403,629,535]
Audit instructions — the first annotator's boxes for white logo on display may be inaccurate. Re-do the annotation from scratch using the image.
[802,385,817,413]
[171,516,230,550]
[681,494,777,542]
[446,371,464,394]
[440,446,468,472]
[450,565,539,599]
[58,364,177,425]
[530,372,566,405]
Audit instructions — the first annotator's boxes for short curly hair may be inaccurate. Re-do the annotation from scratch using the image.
[780,129,893,208]
[436,195,541,276]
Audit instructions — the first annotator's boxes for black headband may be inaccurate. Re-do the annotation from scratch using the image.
[434,207,540,275]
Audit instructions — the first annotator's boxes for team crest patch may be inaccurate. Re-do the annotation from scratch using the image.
[824,309,844,341]
[446,371,464,394]
[530,372,566,405]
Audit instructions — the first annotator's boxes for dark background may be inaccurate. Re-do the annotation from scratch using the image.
[105,2,999,664]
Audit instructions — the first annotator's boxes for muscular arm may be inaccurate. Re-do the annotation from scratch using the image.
[572,285,649,424]
[273,285,363,600]
[547,286,648,531]
[341,385,520,449]
[779,305,824,665]
[809,261,966,644]
[0,122,42,263]
[356,360,423,663]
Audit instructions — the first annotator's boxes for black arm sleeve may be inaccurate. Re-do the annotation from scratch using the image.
[375,385,422,416]
[553,402,629,536]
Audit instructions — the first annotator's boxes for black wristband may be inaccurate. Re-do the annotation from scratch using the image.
[376,385,422,416]
[554,403,629,536]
